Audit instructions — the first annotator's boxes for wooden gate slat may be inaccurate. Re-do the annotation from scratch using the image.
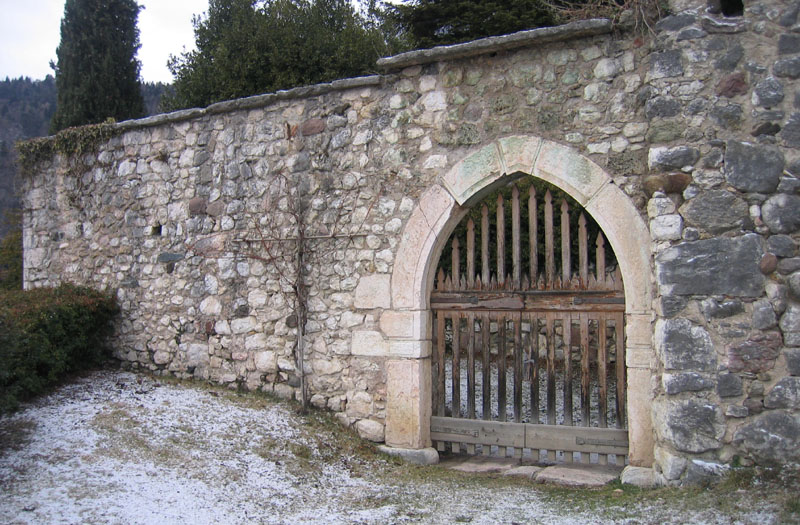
[513,313,523,423]
[436,310,446,418]
[580,312,591,428]
[452,238,460,291]
[544,190,554,287]
[467,219,475,288]
[561,200,571,285]
[512,185,521,286]
[529,313,540,426]
[467,313,476,421]
[481,205,490,285]
[452,313,461,420]
[481,313,491,422]
[497,194,505,285]
[579,213,588,287]
[529,187,538,289]
[498,314,507,423]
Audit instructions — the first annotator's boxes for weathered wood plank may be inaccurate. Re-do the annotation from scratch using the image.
[545,190,555,287]
[529,187,538,289]
[481,313,491,421]
[513,313,523,423]
[431,417,526,448]
[467,219,475,288]
[529,313,540,426]
[579,213,588,287]
[596,233,606,287]
[563,312,574,462]
[498,314,507,422]
[452,237,461,291]
[431,418,628,455]
[524,423,629,456]
[546,313,556,426]
[512,185,521,286]
[598,315,608,429]
[561,199,571,285]
[482,204,490,285]
[497,194,505,285]
[452,314,461,419]
[580,312,590,427]
[437,310,446,417]
[467,313,476,420]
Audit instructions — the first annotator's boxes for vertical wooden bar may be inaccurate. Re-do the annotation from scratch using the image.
[452,238,460,289]
[596,233,606,285]
[512,185,521,286]
[481,205,490,284]
[529,314,540,425]
[544,190,554,287]
[615,312,626,430]
[545,317,556,462]
[498,314,507,422]
[437,310,446,418]
[467,219,475,288]
[580,312,590,464]
[546,313,556,425]
[579,213,588,287]
[528,187,538,288]
[481,313,491,456]
[561,199,571,285]
[481,313,491,422]
[580,313,591,427]
[563,312,574,463]
[467,313,476,420]
[452,314,461,420]
[496,194,505,285]
[598,316,609,465]
[513,313,523,423]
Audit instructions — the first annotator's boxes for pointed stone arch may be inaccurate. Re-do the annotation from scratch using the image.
[385,136,655,466]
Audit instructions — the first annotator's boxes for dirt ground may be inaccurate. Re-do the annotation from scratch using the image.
[0,369,795,524]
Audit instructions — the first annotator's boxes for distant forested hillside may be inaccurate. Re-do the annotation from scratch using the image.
[0,76,57,237]
[0,77,169,238]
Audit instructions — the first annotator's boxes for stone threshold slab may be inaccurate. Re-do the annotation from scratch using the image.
[440,455,623,488]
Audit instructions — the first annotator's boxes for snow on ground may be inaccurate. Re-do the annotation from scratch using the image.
[0,370,785,525]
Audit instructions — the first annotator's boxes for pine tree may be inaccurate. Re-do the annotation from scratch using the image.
[164,0,404,111]
[50,0,145,133]
[391,0,557,49]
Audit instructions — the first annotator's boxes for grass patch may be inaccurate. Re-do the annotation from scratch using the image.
[0,417,36,457]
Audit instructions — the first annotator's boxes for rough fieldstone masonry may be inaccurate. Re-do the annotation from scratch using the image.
[21,0,800,484]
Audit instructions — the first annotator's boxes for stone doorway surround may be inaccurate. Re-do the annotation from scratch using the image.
[383,135,656,467]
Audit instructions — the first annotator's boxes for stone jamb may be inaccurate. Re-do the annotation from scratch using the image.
[386,135,656,467]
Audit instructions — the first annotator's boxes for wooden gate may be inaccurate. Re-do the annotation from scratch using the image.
[430,183,628,465]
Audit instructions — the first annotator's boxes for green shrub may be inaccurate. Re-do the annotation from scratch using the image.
[0,284,118,414]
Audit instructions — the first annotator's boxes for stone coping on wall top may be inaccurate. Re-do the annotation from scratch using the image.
[376,18,613,70]
[114,75,383,131]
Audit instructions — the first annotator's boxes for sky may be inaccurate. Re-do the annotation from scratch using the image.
[0,0,206,84]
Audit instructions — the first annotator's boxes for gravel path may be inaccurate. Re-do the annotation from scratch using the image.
[0,369,784,525]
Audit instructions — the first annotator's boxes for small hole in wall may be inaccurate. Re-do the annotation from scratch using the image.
[151,224,162,236]
[721,0,744,17]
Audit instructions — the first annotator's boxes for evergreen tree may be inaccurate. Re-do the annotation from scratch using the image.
[390,0,558,48]
[164,0,404,111]
[50,0,145,133]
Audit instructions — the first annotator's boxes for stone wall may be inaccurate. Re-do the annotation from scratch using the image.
[21,0,800,484]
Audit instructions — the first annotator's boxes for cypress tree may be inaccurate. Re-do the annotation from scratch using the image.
[50,0,145,133]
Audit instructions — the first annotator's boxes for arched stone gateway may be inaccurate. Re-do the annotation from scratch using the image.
[386,136,655,467]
